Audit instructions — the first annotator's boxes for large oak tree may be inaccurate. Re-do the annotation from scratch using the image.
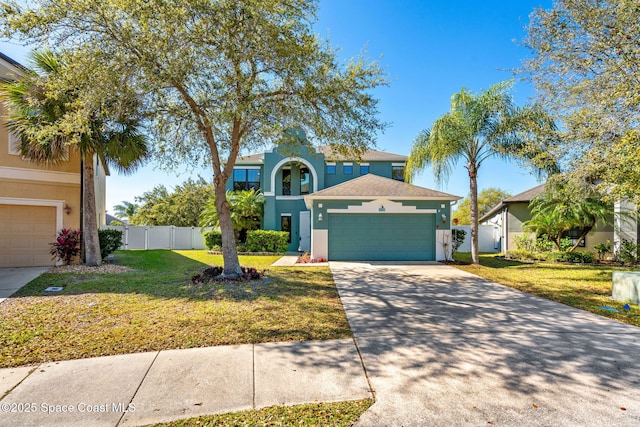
[0,0,388,276]
[524,0,640,202]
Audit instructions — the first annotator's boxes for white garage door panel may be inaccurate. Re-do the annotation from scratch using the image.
[0,205,57,267]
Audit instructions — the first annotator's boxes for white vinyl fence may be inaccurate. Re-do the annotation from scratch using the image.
[452,225,501,253]
[103,225,212,250]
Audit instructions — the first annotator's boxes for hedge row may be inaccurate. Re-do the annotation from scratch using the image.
[203,229,288,253]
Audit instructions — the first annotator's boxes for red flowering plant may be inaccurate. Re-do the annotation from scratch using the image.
[49,228,82,265]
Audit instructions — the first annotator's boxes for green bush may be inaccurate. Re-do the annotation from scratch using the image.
[204,230,223,250]
[593,240,612,260]
[617,239,639,264]
[513,235,534,251]
[554,251,595,264]
[506,249,537,261]
[544,251,564,262]
[98,229,123,259]
[451,229,466,256]
[246,230,288,253]
[534,236,555,252]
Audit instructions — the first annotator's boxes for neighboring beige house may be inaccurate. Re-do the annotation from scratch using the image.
[0,52,106,267]
[480,184,622,253]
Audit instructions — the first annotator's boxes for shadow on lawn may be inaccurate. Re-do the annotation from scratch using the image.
[8,250,330,303]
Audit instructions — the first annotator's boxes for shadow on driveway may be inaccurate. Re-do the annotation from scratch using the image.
[330,261,640,426]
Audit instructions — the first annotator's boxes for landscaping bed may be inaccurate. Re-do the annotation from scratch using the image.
[453,253,640,327]
[0,250,351,368]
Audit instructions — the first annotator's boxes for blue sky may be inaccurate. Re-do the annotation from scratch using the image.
[1,0,553,214]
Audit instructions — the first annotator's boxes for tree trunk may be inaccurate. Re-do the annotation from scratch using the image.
[469,165,479,264]
[83,154,102,266]
[569,226,593,252]
[214,181,243,277]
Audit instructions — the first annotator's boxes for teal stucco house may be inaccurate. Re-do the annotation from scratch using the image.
[229,142,461,261]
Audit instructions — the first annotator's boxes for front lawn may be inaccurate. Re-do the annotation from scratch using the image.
[0,250,352,368]
[155,399,374,427]
[453,253,640,327]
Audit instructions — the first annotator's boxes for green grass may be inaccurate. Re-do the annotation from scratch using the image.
[0,250,352,368]
[154,399,374,427]
[453,253,640,327]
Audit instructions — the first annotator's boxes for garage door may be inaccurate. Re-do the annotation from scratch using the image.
[0,205,57,267]
[328,213,435,261]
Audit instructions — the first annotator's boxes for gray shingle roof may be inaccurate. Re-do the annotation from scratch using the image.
[235,152,264,164]
[317,145,407,162]
[479,184,546,222]
[234,145,407,164]
[503,184,546,202]
[306,174,460,200]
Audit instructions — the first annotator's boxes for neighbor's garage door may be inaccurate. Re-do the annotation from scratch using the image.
[0,205,57,267]
[328,213,435,261]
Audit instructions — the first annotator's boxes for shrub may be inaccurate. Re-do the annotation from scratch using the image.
[50,228,81,265]
[593,240,612,261]
[99,229,123,259]
[544,251,564,263]
[505,249,536,261]
[514,235,534,251]
[617,239,639,264]
[553,251,595,264]
[204,230,223,250]
[246,230,289,253]
[534,236,555,252]
[559,237,573,251]
[451,229,466,256]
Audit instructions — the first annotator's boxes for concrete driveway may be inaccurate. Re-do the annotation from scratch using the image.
[0,267,50,304]
[330,261,640,426]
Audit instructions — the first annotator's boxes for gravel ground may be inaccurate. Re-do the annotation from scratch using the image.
[49,264,132,275]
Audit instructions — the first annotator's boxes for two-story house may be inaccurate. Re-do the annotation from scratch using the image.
[230,139,460,261]
[0,52,107,267]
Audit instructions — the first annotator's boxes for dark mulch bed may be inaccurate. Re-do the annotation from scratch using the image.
[440,260,471,265]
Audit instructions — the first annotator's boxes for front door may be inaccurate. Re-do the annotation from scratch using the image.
[298,211,311,252]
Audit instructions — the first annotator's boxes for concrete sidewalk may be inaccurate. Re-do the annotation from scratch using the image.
[0,339,371,426]
[0,267,50,304]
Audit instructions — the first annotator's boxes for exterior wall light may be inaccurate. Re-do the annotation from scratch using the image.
[441,213,447,224]
[64,204,72,215]
[318,213,323,221]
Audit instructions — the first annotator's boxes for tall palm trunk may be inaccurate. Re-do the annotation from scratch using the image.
[469,163,479,264]
[214,182,243,277]
[83,153,102,266]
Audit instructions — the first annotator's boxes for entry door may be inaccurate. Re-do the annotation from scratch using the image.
[298,211,311,252]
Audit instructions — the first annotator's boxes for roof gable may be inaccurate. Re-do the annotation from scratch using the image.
[305,173,460,200]
[479,183,546,223]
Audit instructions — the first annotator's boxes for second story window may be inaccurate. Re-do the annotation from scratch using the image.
[233,168,261,191]
[392,165,405,182]
[343,164,353,175]
[300,167,310,195]
[282,169,291,195]
[326,164,336,175]
[360,164,369,175]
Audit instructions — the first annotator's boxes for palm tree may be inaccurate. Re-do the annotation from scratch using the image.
[0,50,149,266]
[524,188,610,252]
[113,201,139,222]
[406,80,556,264]
[200,189,265,242]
